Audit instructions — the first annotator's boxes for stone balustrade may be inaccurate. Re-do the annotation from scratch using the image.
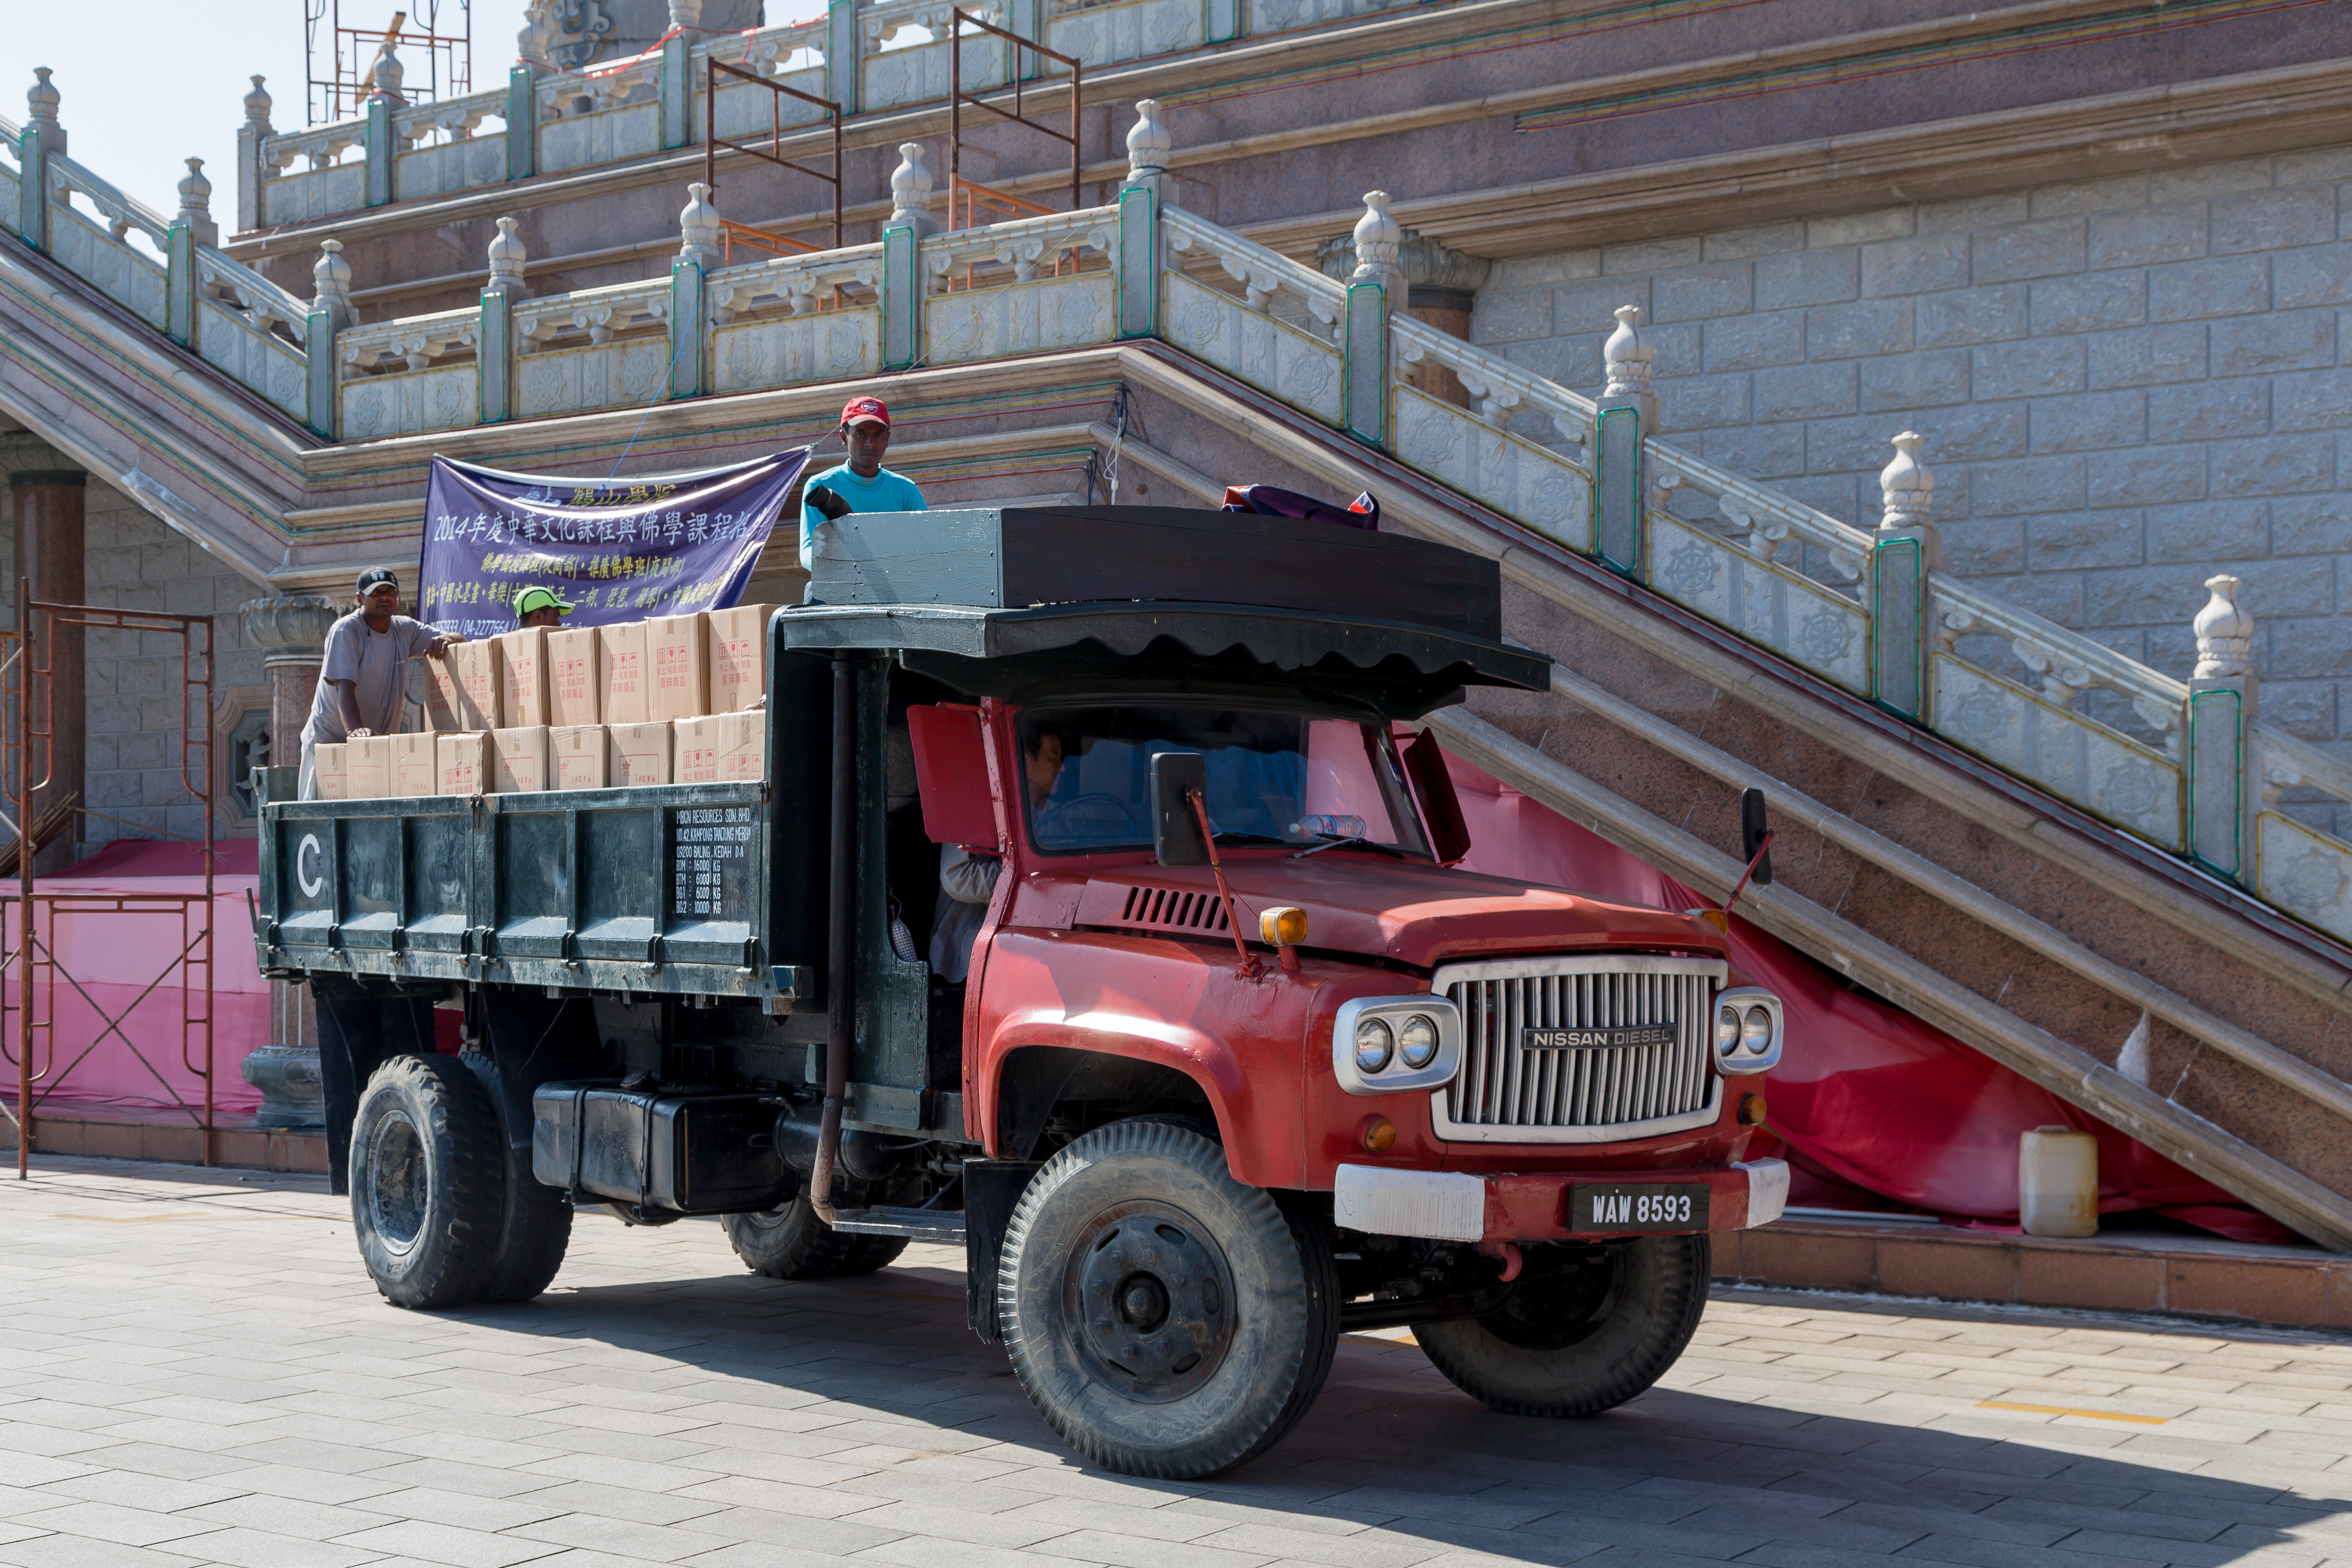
[15,83,2352,954]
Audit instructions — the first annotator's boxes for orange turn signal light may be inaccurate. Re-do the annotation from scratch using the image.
[1361,1116,1397,1153]
[1261,905,1309,947]
[1739,1093,1768,1127]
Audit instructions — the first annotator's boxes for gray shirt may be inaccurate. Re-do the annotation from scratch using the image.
[929,845,1000,983]
[301,611,438,747]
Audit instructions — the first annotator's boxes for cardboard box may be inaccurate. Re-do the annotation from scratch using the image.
[546,627,603,727]
[435,732,490,796]
[313,742,349,800]
[496,627,551,728]
[550,724,608,790]
[444,638,503,731]
[607,720,671,787]
[600,620,650,726]
[347,734,394,800]
[706,603,773,713]
[490,726,549,793]
[674,711,765,785]
[647,612,709,721]
[421,651,469,731]
[389,732,437,798]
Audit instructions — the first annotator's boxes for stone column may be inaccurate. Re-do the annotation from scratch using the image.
[2188,575,2257,883]
[237,594,338,1128]
[9,468,84,872]
[1318,222,1491,408]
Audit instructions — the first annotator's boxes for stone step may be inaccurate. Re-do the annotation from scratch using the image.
[0,1103,326,1174]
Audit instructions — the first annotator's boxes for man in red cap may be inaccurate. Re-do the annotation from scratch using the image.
[798,395,927,570]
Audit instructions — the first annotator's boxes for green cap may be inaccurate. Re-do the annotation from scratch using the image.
[514,585,572,621]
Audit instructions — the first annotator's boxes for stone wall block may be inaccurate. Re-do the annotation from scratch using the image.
[2272,494,2352,556]
[1752,361,1857,421]
[1652,262,1752,322]
[2088,323,2209,390]
[2148,255,2272,323]
[1943,517,2026,574]
[1805,298,1911,360]
[1809,209,1914,248]
[1971,454,2087,516]
[1754,247,1859,311]
[1488,252,1599,289]
[2031,390,2149,454]
[1701,310,1804,372]
[1971,339,2086,399]
[2212,187,2337,255]
[2029,272,2146,336]
[2087,442,2206,507]
[1920,193,2030,234]
[2272,368,2352,432]
[1701,222,1805,261]
[2026,508,2145,571]
[2275,243,2352,310]
[2028,172,2152,219]
[2149,157,2275,204]
[1917,285,2029,348]
[1602,237,1700,274]
[1807,412,1920,473]
[1917,402,2030,463]
[1697,422,1805,480]
[2147,499,2268,564]
[1973,217,2087,284]
[2209,434,2334,498]
[2145,382,2268,446]
[1469,286,1553,344]
[1861,233,1969,298]
[2212,309,2335,376]
[2087,203,2209,270]
[1665,372,1750,430]
[2259,678,2336,739]
[1861,349,1971,411]
[1553,275,1646,338]
[1970,570,2086,627]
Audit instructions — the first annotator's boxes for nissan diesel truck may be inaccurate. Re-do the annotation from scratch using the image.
[255,504,1790,1479]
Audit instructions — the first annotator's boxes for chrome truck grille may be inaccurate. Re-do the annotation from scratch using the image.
[1431,955,1729,1143]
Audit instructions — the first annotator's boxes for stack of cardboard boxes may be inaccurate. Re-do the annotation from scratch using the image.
[311,604,772,800]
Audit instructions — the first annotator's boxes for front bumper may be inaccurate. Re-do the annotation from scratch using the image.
[1333,1159,1789,1243]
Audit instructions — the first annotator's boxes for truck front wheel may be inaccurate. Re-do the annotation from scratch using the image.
[349,1054,505,1309]
[1415,1234,1709,1416]
[997,1120,1338,1479]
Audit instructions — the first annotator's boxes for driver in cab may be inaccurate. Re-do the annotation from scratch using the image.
[930,727,1064,983]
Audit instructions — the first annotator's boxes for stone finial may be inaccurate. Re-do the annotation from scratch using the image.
[242,75,274,135]
[1602,304,1651,399]
[1348,191,1403,288]
[1879,431,1933,532]
[668,0,704,25]
[311,238,356,332]
[26,66,64,154]
[517,3,555,68]
[1124,99,1170,189]
[888,143,938,238]
[175,157,219,248]
[486,216,528,297]
[2193,574,2254,680]
[366,39,405,102]
[678,183,721,270]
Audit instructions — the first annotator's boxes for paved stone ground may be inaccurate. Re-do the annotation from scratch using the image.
[4,1159,2352,1568]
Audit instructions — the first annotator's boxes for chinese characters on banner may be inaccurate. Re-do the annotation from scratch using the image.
[418,450,810,637]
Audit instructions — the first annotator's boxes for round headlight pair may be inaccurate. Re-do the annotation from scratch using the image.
[1716,1004,1774,1057]
[1354,1014,1440,1074]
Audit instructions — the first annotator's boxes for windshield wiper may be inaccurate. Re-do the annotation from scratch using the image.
[1211,832,1291,846]
[1292,834,1414,860]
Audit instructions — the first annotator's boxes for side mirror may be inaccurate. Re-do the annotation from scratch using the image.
[1150,751,1209,866]
[1740,787,1773,886]
[1401,730,1472,865]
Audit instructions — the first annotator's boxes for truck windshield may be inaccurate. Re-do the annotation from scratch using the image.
[1017,706,1431,859]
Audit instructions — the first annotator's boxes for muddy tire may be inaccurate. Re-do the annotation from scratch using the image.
[998,1119,1338,1479]
[1415,1235,1709,1416]
[349,1054,505,1310]
[457,1051,572,1305]
[722,1197,869,1279]
[831,1234,911,1275]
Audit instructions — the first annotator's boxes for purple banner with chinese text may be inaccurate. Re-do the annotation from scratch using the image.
[419,450,808,637]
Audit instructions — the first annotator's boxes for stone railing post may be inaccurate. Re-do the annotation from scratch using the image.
[307,238,354,437]
[363,44,403,208]
[660,0,698,151]
[826,0,862,116]
[1871,431,1939,721]
[236,76,273,234]
[1342,191,1400,451]
[1115,102,1167,340]
[1593,303,1654,576]
[2188,574,2257,882]
[166,156,214,348]
[238,594,341,1129]
[881,144,933,371]
[671,184,716,398]
[18,67,62,250]
[1207,0,1242,43]
[507,63,539,182]
[1318,216,1489,408]
[480,216,527,423]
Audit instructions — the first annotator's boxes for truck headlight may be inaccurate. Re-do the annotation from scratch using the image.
[1333,996,1462,1096]
[1714,987,1782,1075]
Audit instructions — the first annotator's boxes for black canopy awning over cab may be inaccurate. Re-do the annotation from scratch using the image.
[779,506,1551,715]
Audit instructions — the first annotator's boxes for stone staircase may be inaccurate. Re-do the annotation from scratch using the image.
[10,96,2352,1245]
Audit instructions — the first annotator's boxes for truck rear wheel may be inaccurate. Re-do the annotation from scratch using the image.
[1415,1235,1709,1416]
[349,1054,505,1310]
[722,1198,883,1278]
[460,1051,572,1305]
[997,1119,1337,1480]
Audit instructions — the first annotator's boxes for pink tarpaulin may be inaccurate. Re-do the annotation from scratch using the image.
[3,839,269,1115]
[1439,749,2297,1246]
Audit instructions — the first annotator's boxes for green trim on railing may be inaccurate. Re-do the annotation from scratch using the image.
[507,66,538,181]
[305,308,337,439]
[2188,685,2246,881]
[1593,404,1642,577]
[16,124,45,250]
[1342,276,1387,450]
[1115,186,1158,340]
[478,289,512,424]
[165,223,196,347]
[669,259,707,398]
[1870,533,1925,720]
[880,223,919,371]
[364,97,392,208]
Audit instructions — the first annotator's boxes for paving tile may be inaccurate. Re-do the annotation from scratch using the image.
[7,1506,221,1550]
[324,1521,560,1568]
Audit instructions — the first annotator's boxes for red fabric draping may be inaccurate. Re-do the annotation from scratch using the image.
[1439,749,2298,1246]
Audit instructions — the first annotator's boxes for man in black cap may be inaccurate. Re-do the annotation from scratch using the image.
[298,569,464,799]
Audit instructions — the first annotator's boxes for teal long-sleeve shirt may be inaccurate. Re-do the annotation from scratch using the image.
[798,463,928,570]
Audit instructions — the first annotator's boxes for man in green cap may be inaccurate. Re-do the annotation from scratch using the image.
[515,585,572,629]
